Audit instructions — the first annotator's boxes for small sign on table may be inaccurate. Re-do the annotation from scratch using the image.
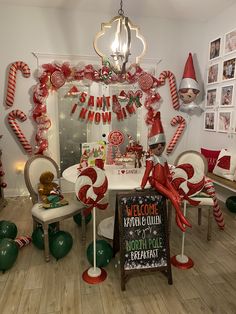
[113,189,172,290]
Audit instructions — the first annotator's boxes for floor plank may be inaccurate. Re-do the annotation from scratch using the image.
[0,195,235,314]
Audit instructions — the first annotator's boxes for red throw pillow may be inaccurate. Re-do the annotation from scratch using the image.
[201,148,221,172]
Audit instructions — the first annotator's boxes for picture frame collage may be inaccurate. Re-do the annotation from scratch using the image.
[205,29,236,133]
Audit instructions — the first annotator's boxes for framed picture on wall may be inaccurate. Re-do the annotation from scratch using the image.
[217,110,232,132]
[209,37,221,60]
[207,63,219,84]
[204,111,216,131]
[224,29,236,55]
[222,57,236,81]
[206,87,218,108]
[220,84,234,107]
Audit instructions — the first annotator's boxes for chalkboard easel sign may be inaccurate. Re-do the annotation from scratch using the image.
[113,189,172,290]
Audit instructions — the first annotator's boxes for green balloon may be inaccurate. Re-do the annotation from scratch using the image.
[226,196,236,213]
[0,238,19,271]
[49,231,73,260]
[73,212,92,226]
[32,226,55,250]
[0,220,18,239]
[32,227,45,250]
[87,240,113,267]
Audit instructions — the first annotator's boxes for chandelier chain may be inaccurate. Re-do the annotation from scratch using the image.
[118,0,124,16]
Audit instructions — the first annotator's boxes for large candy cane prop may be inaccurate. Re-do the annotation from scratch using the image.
[158,71,180,110]
[166,116,186,155]
[204,177,225,229]
[75,166,108,284]
[8,110,33,154]
[6,61,31,107]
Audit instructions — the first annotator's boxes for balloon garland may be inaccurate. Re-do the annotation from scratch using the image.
[5,61,31,107]
[31,61,180,154]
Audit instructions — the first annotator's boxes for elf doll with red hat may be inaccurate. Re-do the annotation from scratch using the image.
[140,112,191,232]
[179,53,201,113]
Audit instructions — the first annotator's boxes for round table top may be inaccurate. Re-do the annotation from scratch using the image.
[62,164,147,190]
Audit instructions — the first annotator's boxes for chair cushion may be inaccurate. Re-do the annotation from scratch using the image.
[32,200,84,222]
[201,148,221,172]
[213,149,236,181]
[189,196,214,206]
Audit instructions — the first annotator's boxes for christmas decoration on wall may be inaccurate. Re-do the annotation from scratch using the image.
[178,53,202,114]
[5,61,31,107]
[31,61,179,154]
[166,115,186,155]
[8,110,33,155]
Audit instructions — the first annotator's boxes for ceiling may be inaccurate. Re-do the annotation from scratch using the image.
[0,0,236,22]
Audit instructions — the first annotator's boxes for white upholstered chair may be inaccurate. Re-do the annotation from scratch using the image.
[24,155,86,262]
[174,150,214,240]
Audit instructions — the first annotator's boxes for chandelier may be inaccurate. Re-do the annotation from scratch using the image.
[93,0,146,74]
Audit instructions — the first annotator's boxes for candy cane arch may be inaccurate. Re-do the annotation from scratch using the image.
[8,110,33,154]
[203,177,225,229]
[5,61,31,107]
[75,166,108,284]
[166,116,186,155]
[158,71,180,110]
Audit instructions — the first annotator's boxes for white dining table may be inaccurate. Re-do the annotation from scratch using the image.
[62,164,148,239]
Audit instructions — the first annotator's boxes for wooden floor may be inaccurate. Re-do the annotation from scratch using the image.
[0,193,236,314]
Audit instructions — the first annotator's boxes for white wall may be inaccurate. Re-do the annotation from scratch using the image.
[197,3,236,153]
[2,3,232,197]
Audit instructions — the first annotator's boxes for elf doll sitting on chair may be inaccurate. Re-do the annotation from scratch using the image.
[140,112,191,232]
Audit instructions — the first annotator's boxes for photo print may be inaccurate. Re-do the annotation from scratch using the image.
[204,111,216,131]
[207,63,219,84]
[220,85,234,107]
[206,88,217,108]
[222,57,236,80]
[217,110,232,132]
[224,29,236,55]
[209,37,221,60]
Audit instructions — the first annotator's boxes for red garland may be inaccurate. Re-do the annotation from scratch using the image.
[32,61,179,155]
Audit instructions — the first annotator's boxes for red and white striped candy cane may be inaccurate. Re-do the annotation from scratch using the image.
[8,110,32,154]
[158,71,180,110]
[204,177,225,229]
[5,61,31,107]
[166,115,186,155]
[14,236,32,248]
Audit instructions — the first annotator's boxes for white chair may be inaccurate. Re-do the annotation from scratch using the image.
[24,155,86,262]
[174,150,214,240]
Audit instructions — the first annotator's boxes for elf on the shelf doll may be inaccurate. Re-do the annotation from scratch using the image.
[179,53,202,114]
[140,112,191,232]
